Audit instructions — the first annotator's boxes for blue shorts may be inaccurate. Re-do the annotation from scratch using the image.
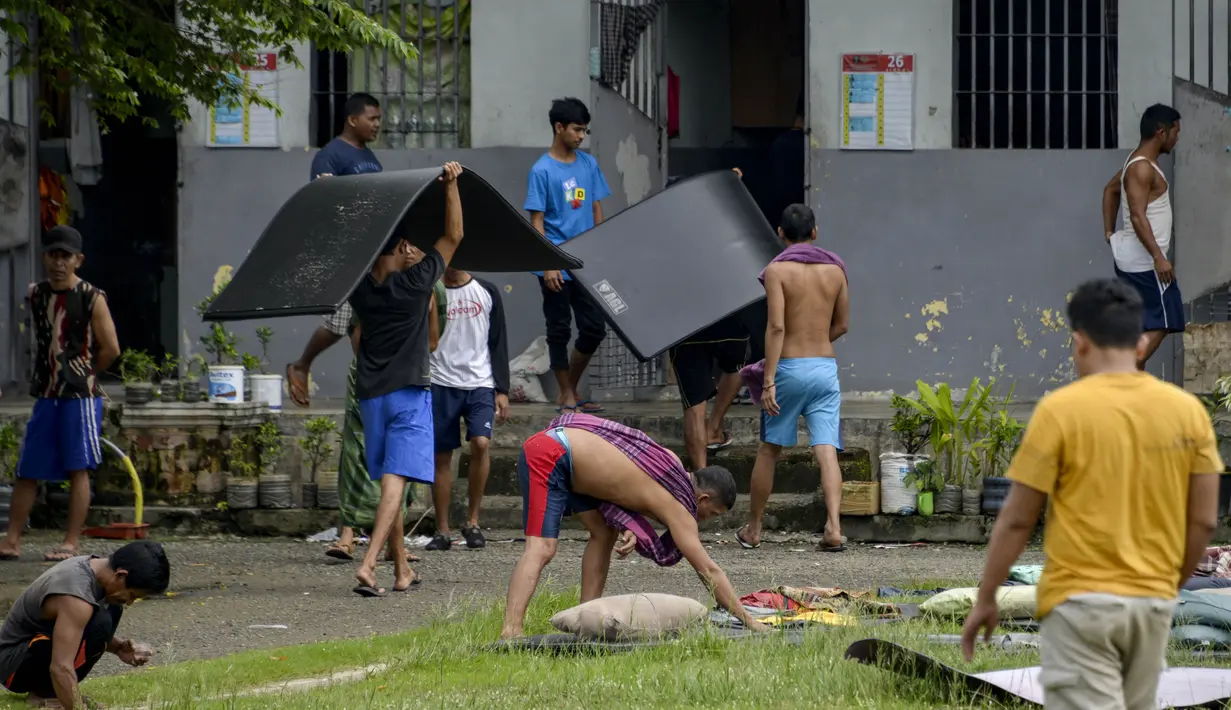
[358,387,435,483]
[431,384,495,452]
[1114,266,1186,333]
[518,428,600,539]
[760,357,843,449]
[17,398,105,482]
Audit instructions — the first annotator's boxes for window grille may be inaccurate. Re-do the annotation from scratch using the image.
[311,0,470,149]
[955,0,1119,149]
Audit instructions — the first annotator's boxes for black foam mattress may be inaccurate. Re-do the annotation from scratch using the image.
[563,169,781,360]
[204,167,582,321]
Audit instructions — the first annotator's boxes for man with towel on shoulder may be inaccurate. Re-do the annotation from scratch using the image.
[737,204,849,553]
[500,412,768,638]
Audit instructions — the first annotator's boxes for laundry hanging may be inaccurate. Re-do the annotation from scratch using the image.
[599,0,665,90]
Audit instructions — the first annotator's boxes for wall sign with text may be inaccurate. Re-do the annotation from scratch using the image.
[840,53,915,151]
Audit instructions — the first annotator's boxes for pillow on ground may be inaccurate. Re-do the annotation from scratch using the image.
[550,593,708,640]
[1171,624,1231,650]
[919,586,1037,620]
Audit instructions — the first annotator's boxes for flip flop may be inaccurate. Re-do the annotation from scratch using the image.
[0,551,18,561]
[707,431,734,451]
[818,543,847,553]
[325,543,354,561]
[554,405,578,414]
[386,551,421,563]
[735,529,760,550]
[391,572,422,592]
[576,400,605,414]
[352,584,386,598]
[285,363,309,408]
[43,547,76,563]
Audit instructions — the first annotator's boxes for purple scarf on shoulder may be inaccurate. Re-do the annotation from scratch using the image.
[741,244,847,406]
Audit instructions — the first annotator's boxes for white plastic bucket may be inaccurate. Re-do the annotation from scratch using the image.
[208,366,245,403]
[879,452,921,515]
[249,374,283,411]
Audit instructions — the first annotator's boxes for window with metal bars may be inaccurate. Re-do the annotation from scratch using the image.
[954,0,1119,149]
[311,0,470,149]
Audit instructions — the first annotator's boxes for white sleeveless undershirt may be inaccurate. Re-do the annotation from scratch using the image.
[1110,155,1172,273]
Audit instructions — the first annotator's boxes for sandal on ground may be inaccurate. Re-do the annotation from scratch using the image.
[325,542,355,561]
[391,570,422,592]
[575,400,605,413]
[425,534,452,551]
[735,529,760,549]
[461,525,486,549]
[43,547,76,563]
[707,431,734,451]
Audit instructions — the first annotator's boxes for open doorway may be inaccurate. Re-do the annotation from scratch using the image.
[664,0,806,225]
[36,42,178,373]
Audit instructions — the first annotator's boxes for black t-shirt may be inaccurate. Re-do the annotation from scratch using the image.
[349,249,446,399]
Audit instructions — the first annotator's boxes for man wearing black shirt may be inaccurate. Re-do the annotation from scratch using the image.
[347,161,465,597]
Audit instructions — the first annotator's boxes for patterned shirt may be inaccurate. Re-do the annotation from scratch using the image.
[28,280,104,399]
[550,412,697,566]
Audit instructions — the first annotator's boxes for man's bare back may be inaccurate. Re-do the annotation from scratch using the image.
[564,428,688,527]
[767,261,849,358]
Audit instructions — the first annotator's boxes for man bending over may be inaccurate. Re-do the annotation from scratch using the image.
[1,541,170,709]
[501,412,767,638]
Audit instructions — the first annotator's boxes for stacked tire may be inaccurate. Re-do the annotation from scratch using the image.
[981,477,1011,515]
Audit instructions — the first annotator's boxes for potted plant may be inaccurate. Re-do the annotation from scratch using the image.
[903,458,944,517]
[0,422,18,530]
[241,353,261,402]
[299,416,338,509]
[157,354,181,403]
[902,378,993,516]
[978,385,1025,516]
[119,349,157,405]
[198,281,243,403]
[183,354,207,402]
[225,432,259,510]
[249,326,283,411]
[255,421,292,508]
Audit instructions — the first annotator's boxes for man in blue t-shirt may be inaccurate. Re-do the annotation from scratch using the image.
[524,97,612,414]
[309,92,383,179]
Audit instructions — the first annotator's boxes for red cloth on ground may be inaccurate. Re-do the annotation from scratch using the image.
[738,590,799,611]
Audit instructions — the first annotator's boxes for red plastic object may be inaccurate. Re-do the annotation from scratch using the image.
[83,523,150,540]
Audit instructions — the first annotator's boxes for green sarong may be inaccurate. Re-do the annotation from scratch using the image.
[336,281,448,530]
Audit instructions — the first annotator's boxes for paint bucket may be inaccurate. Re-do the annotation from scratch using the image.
[249,374,283,411]
[208,366,245,403]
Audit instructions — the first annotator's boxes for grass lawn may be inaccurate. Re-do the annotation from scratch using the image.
[1,584,1218,709]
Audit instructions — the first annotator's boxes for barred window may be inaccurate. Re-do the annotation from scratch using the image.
[955,0,1119,149]
[311,0,470,149]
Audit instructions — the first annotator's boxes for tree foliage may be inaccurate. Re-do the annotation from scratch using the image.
[0,0,417,125]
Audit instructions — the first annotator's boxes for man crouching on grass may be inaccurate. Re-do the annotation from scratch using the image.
[500,412,768,638]
[1,541,169,709]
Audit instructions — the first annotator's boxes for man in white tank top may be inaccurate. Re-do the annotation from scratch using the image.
[1101,104,1184,370]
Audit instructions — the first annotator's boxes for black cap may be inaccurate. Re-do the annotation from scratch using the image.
[42,225,83,254]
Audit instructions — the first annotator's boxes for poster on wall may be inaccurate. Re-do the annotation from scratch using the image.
[840,53,914,151]
[208,53,280,148]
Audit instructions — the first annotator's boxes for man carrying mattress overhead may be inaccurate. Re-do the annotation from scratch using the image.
[500,412,768,638]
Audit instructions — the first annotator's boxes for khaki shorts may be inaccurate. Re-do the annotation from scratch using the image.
[1040,593,1176,710]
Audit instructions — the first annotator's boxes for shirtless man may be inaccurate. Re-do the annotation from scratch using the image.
[500,412,767,638]
[1101,103,1184,370]
[737,204,849,552]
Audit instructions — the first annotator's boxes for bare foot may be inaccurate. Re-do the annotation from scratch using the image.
[499,627,523,640]
[355,565,383,593]
[392,567,419,592]
[0,540,20,559]
[736,525,760,549]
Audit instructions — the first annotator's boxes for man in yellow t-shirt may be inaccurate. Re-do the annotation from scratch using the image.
[961,278,1224,710]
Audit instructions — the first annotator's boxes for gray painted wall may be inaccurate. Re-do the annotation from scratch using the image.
[808,150,1180,397]
[586,83,662,215]
[1173,80,1231,301]
[178,147,553,399]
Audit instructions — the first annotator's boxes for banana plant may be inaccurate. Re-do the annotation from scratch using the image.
[901,377,995,488]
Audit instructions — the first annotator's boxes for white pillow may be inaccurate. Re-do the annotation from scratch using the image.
[550,593,708,639]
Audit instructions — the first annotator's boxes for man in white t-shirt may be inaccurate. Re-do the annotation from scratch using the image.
[426,268,511,550]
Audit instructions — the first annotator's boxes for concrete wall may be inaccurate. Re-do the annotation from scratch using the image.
[808,0,952,149]
[178,147,551,398]
[470,0,590,148]
[181,42,312,149]
[802,1,1179,395]
[1173,82,1231,300]
[587,83,662,214]
[1173,0,1231,94]
[664,0,732,148]
[810,151,1173,397]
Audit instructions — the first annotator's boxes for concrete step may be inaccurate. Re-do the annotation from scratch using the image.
[455,446,873,497]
